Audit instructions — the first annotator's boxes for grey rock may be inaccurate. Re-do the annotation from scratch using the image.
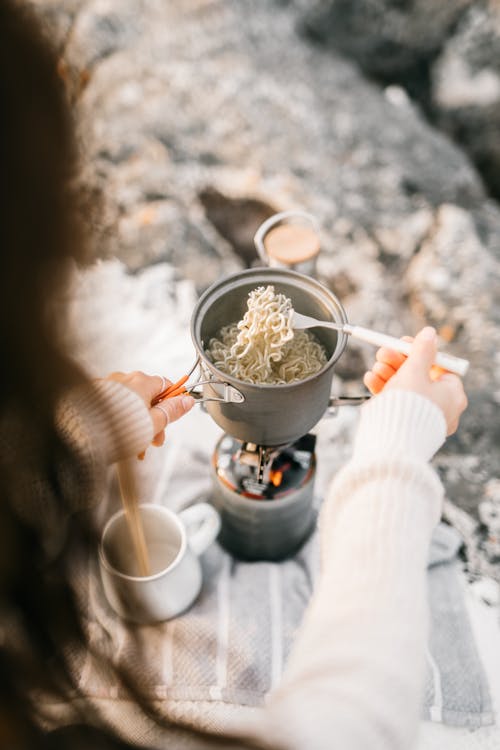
[300,1,500,202]
[436,389,500,515]
[71,0,486,285]
[28,0,84,49]
[431,3,500,201]
[406,203,500,388]
[65,0,142,71]
[198,188,277,268]
[300,0,472,100]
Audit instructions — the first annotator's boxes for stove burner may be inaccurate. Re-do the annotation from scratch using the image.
[213,434,316,500]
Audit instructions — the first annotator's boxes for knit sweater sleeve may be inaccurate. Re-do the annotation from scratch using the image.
[248,390,447,750]
[57,379,154,468]
[54,380,154,515]
[5,381,154,553]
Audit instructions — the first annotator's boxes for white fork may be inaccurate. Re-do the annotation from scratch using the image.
[292,311,469,377]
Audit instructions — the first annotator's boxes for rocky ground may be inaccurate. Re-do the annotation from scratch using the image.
[33,0,500,586]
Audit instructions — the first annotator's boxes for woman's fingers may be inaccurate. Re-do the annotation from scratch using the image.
[363,371,386,395]
[372,361,397,381]
[105,372,195,457]
[364,336,415,394]
[150,394,195,436]
[106,371,173,406]
[375,347,407,370]
[430,364,446,381]
[152,430,166,447]
[364,360,398,394]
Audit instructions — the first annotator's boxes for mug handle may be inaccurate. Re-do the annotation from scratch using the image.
[180,503,221,557]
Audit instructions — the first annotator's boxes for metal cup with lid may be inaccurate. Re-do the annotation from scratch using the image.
[253,210,320,276]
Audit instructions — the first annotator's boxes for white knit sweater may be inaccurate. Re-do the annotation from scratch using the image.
[239,389,446,750]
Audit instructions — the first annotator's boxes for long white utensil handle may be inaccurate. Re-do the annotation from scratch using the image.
[345,325,469,377]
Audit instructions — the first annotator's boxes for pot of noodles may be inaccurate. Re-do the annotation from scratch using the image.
[190,268,348,446]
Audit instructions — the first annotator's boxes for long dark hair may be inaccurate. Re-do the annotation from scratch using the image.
[0,4,261,749]
[0,0,108,744]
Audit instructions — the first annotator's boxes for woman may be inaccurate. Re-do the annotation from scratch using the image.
[0,2,467,749]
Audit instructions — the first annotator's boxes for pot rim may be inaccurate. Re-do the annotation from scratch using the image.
[190,268,349,391]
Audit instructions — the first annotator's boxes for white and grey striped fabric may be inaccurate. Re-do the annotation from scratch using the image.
[79,406,493,732]
[424,523,493,728]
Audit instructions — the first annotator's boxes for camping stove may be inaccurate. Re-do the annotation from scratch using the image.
[191,265,355,561]
[211,433,317,561]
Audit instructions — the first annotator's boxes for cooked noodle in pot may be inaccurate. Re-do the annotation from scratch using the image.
[206,285,327,385]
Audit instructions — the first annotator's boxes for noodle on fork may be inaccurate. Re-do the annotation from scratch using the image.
[207,286,327,385]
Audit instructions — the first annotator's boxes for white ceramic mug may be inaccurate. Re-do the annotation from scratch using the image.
[99,503,220,625]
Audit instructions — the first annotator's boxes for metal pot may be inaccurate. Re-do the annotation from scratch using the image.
[190,268,349,446]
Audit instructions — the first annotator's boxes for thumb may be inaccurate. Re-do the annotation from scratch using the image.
[405,326,437,375]
[160,394,195,425]
[151,394,195,434]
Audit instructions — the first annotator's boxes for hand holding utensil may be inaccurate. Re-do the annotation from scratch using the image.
[292,312,469,377]
[151,374,189,406]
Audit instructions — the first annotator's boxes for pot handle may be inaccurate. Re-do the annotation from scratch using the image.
[184,360,245,404]
[190,381,245,404]
[253,210,320,264]
[329,396,371,406]
[326,395,371,417]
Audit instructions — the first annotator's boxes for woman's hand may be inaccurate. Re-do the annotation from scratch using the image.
[105,371,195,447]
[363,327,467,435]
